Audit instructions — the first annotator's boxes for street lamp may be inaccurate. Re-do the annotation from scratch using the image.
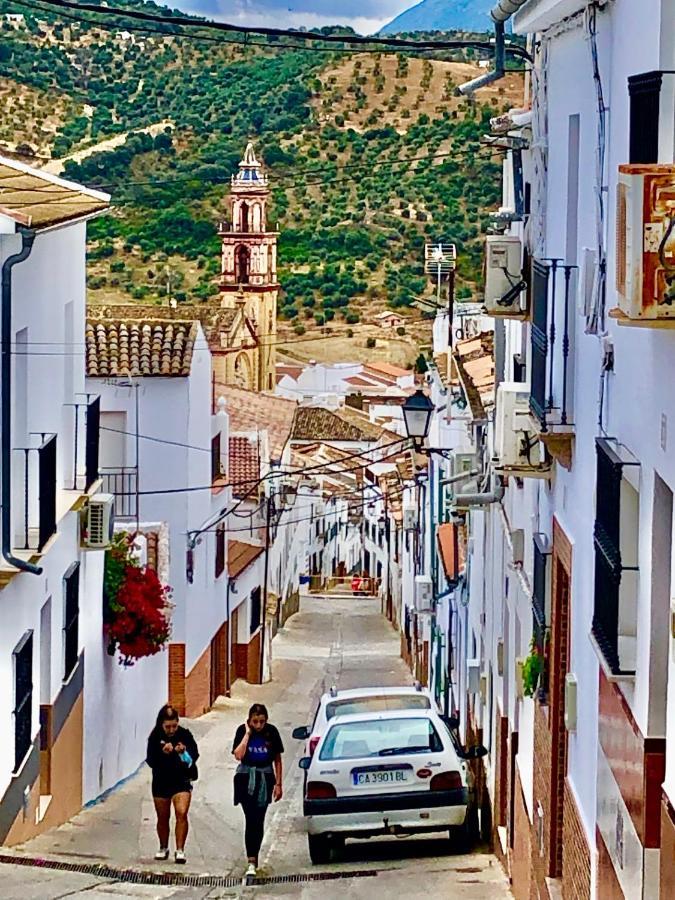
[402,390,434,446]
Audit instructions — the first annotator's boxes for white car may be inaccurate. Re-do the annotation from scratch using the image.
[292,684,436,758]
[298,708,486,864]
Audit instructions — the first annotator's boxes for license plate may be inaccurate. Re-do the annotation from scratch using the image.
[352,769,410,787]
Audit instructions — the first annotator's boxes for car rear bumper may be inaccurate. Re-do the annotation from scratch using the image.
[304,788,468,836]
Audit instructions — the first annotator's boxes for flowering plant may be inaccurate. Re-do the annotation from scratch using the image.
[522,639,544,698]
[104,532,172,666]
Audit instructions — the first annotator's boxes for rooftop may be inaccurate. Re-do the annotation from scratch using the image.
[453,332,495,420]
[216,384,297,460]
[364,361,411,379]
[85,319,198,378]
[228,539,264,579]
[0,155,110,230]
[292,406,382,443]
[228,435,261,498]
[87,303,243,349]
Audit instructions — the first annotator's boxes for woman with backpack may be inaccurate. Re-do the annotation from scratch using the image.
[146,704,199,864]
[232,703,284,877]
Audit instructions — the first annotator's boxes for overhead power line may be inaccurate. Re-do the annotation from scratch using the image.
[18,0,532,61]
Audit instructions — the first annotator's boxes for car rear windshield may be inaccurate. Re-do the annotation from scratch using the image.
[325,695,431,720]
[319,717,443,761]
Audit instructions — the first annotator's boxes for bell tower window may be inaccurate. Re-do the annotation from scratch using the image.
[240,202,249,233]
[235,245,250,283]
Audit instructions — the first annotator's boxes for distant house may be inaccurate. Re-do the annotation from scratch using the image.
[374,311,405,329]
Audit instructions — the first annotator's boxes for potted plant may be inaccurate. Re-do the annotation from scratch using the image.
[522,639,544,699]
[104,532,172,666]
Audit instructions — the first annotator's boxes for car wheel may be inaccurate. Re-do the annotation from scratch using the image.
[449,808,477,852]
[308,834,332,865]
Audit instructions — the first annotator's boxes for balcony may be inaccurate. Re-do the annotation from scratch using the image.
[13,433,57,552]
[67,395,101,493]
[100,467,138,520]
[529,259,576,470]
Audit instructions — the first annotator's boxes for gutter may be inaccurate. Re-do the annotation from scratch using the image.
[458,0,531,94]
[1,228,42,575]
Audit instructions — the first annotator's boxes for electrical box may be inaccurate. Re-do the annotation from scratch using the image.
[494,382,548,474]
[496,638,505,677]
[403,504,418,531]
[414,575,433,612]
[564,673,578,732]
[82,494,115,549]
[615,164,675,319]
[467,658,481,694]
[484,235,525,316]
[511,528,525,565]
[479,672,488,703]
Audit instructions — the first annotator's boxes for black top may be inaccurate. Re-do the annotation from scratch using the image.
[146,725,199,782]
[232,723,284,768]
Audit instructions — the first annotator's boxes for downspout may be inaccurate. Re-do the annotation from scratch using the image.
[2,229,42,575]
[458,0,531,95]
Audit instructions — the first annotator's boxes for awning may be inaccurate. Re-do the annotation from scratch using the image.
[437,523,460,583]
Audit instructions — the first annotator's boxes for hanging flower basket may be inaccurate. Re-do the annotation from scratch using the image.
[104,533,172,667]
[522,639,544,699]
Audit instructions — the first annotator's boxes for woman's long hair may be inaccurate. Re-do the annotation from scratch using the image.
[247,703,269,721]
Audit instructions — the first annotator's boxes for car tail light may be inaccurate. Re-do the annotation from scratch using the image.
[306,781,337,800]
[309,736,320,756]
[430,771,463,791]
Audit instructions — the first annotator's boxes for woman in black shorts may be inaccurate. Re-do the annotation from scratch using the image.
[146,704,199,864]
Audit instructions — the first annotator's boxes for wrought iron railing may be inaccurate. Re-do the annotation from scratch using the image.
[100,467,138,519]
[529,258,576,430]
[14,433,57,552]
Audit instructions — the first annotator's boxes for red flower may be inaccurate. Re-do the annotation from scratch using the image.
[105,563,172,667]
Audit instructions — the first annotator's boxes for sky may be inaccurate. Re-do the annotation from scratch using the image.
[179,1,415,35]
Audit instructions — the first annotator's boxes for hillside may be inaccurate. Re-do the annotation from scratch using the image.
[0,2,522,333]
[381,0,495,34]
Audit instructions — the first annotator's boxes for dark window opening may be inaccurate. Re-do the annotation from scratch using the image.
[513,353,526,383]
[628,71,665,165]
[211,433,221,482]
[215,523,226,579]
[235,245,250,284]
[250,586,262,634]
[240,202,249,232]
[63,562,80,680]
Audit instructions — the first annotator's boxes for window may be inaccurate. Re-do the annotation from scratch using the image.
[63,562,80,680]
[532,534,551,699]
[513,353,526,383]
[250,586,262,634]
[13,631,33,773]
[591,439,640,675]
[320,717,443,761]
[529,260,549,425]
[211,434,222,483]
[215,523,226,579]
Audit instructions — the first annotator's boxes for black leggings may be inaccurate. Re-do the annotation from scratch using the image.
[241,798,269,861]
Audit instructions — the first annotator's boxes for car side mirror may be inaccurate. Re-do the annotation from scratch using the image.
[467,745,488,759]
[441,714,460,730]
[292,726,310,740]
[298,756,312,770]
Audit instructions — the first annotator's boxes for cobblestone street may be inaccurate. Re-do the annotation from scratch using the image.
[0,595,512,899]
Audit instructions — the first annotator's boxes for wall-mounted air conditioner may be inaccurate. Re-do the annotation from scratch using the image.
[82,494,115,549]
[467,658,481,694]
[403,504,418,531]
[494,382,547,473]
[564,674,578,732]
[451,452,476,478]
[484,235,526,316]
[615,164,675,320]
[414,575,433,612]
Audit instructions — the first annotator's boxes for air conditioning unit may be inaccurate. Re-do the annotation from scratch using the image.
[616,164,675,319]
[467,658,481,694]
[451,452,475,478]
[82,494,114,549]
[484,235,526,316]
[564,673,578,732]
[414,575,433,612]
[403,504,418,531]
[494,382,547,473]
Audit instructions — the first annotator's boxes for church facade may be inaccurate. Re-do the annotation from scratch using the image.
[218,143,279,392]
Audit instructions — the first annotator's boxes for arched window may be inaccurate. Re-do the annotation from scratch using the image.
[239,202,249,232]
[234,352,252,389]
[235,245,250,283]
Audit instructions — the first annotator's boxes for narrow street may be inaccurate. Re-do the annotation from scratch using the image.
[0,595,511,899]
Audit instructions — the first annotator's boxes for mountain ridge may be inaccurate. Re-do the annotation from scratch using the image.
[381,0,495,34]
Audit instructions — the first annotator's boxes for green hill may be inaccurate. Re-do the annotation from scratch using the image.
[0,2,520,324]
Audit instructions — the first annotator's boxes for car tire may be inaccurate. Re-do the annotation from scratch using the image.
[308,834,332,865]
[449,807,477,852]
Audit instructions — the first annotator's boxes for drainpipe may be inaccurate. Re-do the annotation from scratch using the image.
[2,229,42,576]
[455,474,505,507]
[458,0,531,95]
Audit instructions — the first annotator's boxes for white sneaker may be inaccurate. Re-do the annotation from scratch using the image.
[245,863,257,878]
[175,850,186,864]
[154,848,169,861]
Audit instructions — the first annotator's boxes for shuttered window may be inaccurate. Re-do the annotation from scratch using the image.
[13,631,33,773]
[63,562,80,680]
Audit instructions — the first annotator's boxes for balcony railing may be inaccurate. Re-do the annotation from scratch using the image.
[67,395,101,492]
[14,433,57,552]
[529,259,576,431]
[100,467,138,519]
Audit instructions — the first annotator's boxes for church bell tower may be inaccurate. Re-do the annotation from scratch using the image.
[219,144,279,391]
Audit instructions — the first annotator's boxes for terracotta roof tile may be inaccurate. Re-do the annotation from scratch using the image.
[216,385,297,460]
[228,540,264,579]
[85,319,197,377]
[364,362,411,379]
[292,406,381,442]
[228,435,260,496]
[0,156,109,229]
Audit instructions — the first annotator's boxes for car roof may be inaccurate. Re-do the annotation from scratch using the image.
[320,686,429,703]
[321,708,442,727]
